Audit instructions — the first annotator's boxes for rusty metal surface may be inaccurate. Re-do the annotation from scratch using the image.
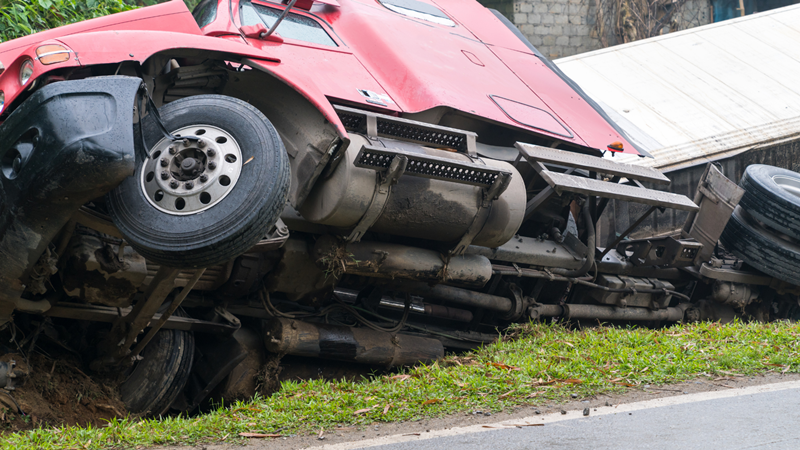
[263,318,444,367]
[584,275,674,309]
[59,235,147,308]
[531,303,687,322]
[46,302,240,333]
[314,237,493,288]
[391,281,513,313]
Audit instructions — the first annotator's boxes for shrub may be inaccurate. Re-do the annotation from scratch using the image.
[0,0,137,42]
[0,1,201,42]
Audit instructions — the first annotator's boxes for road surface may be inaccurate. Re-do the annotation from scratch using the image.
[311,380,800,450]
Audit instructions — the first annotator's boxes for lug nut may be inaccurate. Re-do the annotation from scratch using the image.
[183,138,190,147]
[169,180,179,189]
[207,148,216,157]
[160,158,169,167]
[160,171,170,180]
[199,174,208,183]
[185,181,194,189]
[208,162,217,170]
[168,145,177,155]
[198,140,207,148]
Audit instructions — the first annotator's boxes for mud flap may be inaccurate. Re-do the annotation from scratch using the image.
[0,76,142,324]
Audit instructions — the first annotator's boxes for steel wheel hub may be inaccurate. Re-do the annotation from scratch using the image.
[773,174,800,199]
[140,125,243,215]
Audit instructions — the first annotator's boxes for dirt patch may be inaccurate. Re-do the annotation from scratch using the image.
[0,352,126,433]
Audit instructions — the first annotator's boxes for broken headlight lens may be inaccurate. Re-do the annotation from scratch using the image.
[19,59,34,86]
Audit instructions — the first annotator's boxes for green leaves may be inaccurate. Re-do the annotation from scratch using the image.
[0,0,139,42]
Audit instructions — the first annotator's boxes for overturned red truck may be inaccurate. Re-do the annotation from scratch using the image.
[0,0,798,417]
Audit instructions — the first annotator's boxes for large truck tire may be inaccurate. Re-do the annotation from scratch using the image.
[738,164,800,241]
[720,206,800,285]
[119,319,194,417]
[107,94,290,269]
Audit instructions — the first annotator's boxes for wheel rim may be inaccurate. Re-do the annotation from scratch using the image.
[140,125,243,215]
[772,174,800,199]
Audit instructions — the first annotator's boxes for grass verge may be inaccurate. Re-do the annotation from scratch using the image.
[3,320,800,449]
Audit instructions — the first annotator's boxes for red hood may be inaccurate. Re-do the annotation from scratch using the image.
[0,0,641,156]
[318,0,641,155]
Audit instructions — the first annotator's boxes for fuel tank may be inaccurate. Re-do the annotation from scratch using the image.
[299,134,525,248]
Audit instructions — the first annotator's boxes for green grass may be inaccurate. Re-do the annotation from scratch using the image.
[4,320,800,449]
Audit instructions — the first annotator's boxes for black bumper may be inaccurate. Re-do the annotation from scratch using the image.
[0,76,142,322]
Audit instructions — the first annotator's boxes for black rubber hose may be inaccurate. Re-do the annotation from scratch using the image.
[550,202,595,278]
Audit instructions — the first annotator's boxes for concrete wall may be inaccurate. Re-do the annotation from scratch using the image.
[480,0,712,59]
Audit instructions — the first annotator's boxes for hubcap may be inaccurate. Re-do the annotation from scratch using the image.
[140,125,243,215]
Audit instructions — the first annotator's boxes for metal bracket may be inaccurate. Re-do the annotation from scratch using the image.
[336,105,478,156]
[90,266,205,370]
[451,173,512,255]
[347,155,407,242]
[515,141,697,212]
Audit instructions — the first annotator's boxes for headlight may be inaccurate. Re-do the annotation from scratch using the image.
[19,59,34,86]
[0,60,5,75]
[0,91,4,114]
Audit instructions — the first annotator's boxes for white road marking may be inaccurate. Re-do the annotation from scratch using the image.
[308,380,800,450]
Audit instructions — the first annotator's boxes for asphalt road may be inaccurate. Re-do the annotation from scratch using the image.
[313,381,800,450]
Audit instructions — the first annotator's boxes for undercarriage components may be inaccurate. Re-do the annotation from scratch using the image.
[314,237,493,288]
[711,281,759,310]
[107,94,291,269]
[300,133,525,249]
[263,318,444,367]
[0,77,141,326]
[91,267,204,370]
[181,332,249,413]
[681,163,744,265]
[685,299,737,323]
[378,296,473,323]
[60,235,147,307]
[585,275,675,308]
[207,328,266,404]
[466,235,583,270]
[119,310,195,417]
[550,201,594,278]
[529,303,687,322]
[393,281,513,313]
[265,238,335,303]
[721,206,800,285]
[615,237,703,268]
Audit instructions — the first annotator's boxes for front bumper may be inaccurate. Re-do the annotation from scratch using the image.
[0,76,141,324]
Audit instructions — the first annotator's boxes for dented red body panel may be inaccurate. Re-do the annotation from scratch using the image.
[0,0,641,155]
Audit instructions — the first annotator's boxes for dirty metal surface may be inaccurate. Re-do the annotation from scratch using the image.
[541,171,699,211]
[355,146,511,189]
[45,302,239,333]
[516,142,670,184]
[682,163,745,264]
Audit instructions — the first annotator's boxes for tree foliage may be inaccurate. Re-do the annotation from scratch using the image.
[0,0,202,42]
